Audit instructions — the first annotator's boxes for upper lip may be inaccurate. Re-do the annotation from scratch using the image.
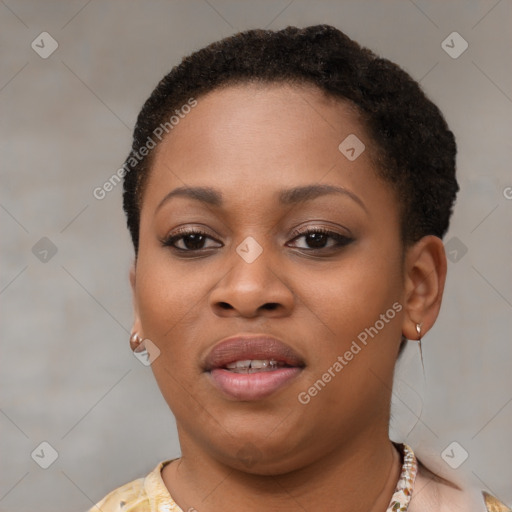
[203,334,305,371]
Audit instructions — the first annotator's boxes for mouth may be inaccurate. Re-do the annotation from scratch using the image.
[203,335,305,401]
[223,359,291,373]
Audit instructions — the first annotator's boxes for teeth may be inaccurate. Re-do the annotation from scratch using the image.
[226,360,252,369]
[250,359,272,369]
[224,359,280,371]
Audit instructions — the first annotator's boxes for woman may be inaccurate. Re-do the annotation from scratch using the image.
[88,25,509,512]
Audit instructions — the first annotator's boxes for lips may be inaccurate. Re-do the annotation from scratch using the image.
[203,335,305,400]
[203,335,305,371]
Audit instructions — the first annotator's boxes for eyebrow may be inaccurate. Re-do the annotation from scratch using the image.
[156,183,367,213]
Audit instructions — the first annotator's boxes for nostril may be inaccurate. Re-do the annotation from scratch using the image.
[216,302,279,312]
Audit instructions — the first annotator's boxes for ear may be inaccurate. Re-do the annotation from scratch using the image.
[401,235,447,340]
[129,262,144,338]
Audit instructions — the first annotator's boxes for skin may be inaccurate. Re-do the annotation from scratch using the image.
[129,83,447,512]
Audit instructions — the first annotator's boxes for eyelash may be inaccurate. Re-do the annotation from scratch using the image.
[161,226,354,254]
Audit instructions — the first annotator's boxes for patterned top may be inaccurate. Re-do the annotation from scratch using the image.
[387,443,418,511]
[87,443,509,512]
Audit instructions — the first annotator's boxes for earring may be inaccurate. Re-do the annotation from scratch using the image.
[416,323,424,373]
[130,332,143,352]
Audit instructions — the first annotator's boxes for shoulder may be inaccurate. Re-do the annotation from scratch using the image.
[86,460,179,512]
[86,476,148,511]
[410,459,510,512]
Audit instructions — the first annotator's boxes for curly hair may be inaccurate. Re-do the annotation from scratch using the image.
[122,24,458,256]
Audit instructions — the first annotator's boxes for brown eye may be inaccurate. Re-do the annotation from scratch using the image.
[162,229,222,252]
[288,228,353,250]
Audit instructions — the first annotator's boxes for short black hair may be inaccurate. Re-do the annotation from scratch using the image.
[122,24,458,255]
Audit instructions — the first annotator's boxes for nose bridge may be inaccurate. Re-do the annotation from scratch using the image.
[209,233,293,316]
[229,233,276,289]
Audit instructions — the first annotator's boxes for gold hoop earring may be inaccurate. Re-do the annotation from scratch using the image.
[130,332,143,352]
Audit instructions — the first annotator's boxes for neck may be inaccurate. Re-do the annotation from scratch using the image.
[162,430,402,512]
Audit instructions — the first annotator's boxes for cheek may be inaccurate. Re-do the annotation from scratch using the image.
[298,248,402,343]
[293,246,403,402]
[135,257,208,418]
[136,251,208,334]
[134,253,211,388]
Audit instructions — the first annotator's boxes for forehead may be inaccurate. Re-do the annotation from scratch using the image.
[158,82,365,157]
[141,83,395,218]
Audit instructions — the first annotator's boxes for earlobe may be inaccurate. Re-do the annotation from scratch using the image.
[401,235,447,340]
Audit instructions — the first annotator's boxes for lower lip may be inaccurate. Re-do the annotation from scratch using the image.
[208,367,302,401]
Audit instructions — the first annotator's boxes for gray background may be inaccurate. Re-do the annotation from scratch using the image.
[1,1,511,510]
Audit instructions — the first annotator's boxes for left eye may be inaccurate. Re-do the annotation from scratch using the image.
[287,228,353,250]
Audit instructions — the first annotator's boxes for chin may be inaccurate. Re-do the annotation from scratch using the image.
[204,430,321,477]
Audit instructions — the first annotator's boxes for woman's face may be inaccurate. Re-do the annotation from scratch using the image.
[132,83,409,473]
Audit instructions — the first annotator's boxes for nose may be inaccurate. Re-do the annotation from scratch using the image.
[209,242,295,318]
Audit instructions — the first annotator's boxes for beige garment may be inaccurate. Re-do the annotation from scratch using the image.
[87,458,510,512]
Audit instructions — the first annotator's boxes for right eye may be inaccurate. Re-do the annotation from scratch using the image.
[161,228,223,252]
